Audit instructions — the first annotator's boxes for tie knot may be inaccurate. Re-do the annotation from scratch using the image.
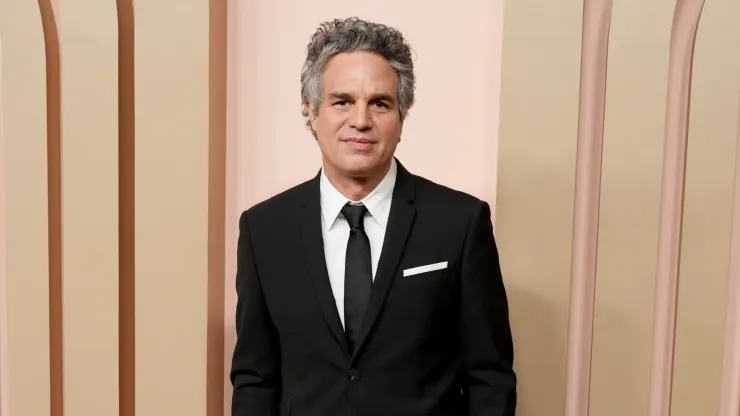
[341,203,368,229]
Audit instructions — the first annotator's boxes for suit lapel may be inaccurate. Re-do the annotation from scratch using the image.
[352,161,416,357]
[298,173,351,358]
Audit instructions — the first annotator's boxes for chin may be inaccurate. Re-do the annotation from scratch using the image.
[343,165,373,178]
[336,159,373,175]
[325,151,389,177]
[341,153,374,165]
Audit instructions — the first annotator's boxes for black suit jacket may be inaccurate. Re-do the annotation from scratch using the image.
[230,159,517,416]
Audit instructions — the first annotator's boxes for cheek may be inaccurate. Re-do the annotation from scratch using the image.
[317,113,346,134]
[376,118,402,142]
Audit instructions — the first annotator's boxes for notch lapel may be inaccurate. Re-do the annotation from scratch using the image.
[298,174,351,358]
[352,161,416,358]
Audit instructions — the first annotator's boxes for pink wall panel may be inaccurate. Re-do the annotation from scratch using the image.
[224,1,505,411]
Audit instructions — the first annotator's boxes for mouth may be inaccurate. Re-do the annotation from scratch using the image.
[341,137,377,144]
[341,137,377,152]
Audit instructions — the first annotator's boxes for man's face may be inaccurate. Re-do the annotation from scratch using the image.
[308,51,402,179]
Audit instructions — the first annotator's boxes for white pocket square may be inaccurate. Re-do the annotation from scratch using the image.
[403,261,448,277]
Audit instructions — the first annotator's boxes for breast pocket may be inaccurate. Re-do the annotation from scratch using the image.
[403,261,448,277]
[397,261,451,286]
[388,260,458,335]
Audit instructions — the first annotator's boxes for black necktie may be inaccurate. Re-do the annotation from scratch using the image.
[341,203,372,353]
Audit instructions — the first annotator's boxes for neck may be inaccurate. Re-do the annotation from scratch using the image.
[323,159,391,201]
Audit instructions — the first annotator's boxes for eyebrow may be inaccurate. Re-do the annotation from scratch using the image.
[328,92,396,103]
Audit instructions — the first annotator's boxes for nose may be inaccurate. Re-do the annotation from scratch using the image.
[348,105,372,130]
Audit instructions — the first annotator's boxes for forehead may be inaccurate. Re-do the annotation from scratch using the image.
[321,51,398,97]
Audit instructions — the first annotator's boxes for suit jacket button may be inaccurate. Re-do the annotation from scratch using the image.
[349,368,362,382]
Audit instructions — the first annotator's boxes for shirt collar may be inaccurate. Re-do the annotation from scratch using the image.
[320,158,397,230]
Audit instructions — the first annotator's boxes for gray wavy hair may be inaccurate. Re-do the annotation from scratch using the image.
[300,17,416,137]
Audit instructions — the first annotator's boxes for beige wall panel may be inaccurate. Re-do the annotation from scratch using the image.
[135,1,210,415]
[501,0,739,414]
[0,2,52,415]
[497,1,584,414]
[671,0,740,414]
[58,1,120,414]
[588,1,674,415]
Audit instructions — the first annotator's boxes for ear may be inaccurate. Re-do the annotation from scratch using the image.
[305,100,317,130]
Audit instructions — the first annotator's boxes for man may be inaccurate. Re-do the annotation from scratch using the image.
[230,17,517,416]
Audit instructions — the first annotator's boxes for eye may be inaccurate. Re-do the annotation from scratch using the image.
[333,100,348,107]
[373,101,388,108]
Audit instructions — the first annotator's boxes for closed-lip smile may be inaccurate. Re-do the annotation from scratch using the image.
[342,137,376,143]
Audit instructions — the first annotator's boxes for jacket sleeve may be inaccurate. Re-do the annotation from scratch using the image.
[460,200,517,415]
[230,210,281,416]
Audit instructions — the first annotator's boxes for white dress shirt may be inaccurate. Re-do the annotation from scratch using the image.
[320,158,397,329]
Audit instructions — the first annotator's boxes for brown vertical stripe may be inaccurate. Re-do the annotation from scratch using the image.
[36,0,62,415]
[118,0,136,415]
[647,1,707,415]
[207,0,228,415]
[563,0,613,415]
